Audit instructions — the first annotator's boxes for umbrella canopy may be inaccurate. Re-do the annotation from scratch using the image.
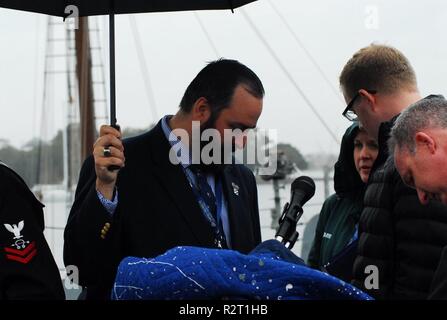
[0,0,257,128]
[0,0,257,17]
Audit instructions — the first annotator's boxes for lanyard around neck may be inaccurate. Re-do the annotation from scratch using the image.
[185,167,225,240]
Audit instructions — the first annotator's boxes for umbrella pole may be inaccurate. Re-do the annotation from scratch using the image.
[109,13,117,127]
[107,12,121,172]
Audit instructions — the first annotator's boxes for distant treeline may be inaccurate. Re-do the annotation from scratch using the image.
[0,128,309,188]
[0,131,64,188]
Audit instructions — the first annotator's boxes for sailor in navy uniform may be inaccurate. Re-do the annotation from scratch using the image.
[0,162,65,300]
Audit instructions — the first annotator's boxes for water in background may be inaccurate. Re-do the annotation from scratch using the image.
[257,170,333,258]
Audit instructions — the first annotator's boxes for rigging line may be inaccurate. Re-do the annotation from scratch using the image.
[36,16,53,185]
[239,8,340,144]
[32,15,41,146]
[193,12,221,59]
[65,25,73,104]
[45,19,57,185]
[93,16,109,123]
[32,15,42,185]
[128,16,159,122]
[267,0,344,104]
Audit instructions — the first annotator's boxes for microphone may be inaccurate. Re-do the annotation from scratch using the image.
[275,176,316,249]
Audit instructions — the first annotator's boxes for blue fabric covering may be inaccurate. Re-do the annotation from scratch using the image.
[112,240,372,300]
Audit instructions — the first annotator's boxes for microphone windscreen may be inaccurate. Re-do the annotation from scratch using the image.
[291,176,316,203]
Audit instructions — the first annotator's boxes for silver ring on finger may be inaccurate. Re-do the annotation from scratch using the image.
[103,147,112,157]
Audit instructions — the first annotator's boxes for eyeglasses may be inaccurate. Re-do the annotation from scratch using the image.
[342,90,377,121]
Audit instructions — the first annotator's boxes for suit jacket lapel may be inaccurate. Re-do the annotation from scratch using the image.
[221,167,253,252]
[148,122,215,247]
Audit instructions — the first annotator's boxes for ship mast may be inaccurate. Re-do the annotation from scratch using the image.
[75,17,96,162]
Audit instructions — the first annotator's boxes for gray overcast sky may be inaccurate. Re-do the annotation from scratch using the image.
[0,0,446,155]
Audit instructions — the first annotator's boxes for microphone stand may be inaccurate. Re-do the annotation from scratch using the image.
[275,202,304,249]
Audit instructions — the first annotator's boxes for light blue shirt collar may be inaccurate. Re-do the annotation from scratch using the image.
[161,115,192,169]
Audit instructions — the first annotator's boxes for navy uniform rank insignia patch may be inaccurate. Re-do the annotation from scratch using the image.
[3,220,37,264]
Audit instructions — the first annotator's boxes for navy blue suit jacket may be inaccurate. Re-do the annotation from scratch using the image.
[64,120,261,299]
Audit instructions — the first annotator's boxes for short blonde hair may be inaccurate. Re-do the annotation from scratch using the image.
[340,44,417,100]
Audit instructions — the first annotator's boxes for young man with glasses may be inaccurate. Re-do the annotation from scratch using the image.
[339,44,447,299]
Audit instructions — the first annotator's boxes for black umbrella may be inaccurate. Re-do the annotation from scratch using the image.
[0,0,257,126]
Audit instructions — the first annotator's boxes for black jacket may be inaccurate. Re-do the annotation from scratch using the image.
[0,163,64,300]
[429,246,447,299]
[64,120,262,299]
[308,123,364,282]
[352,117,447,299]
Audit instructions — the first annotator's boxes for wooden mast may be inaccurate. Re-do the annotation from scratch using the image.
[75,17,96,162]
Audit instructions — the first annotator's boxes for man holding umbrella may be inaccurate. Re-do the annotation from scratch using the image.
[64,59,264,299]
